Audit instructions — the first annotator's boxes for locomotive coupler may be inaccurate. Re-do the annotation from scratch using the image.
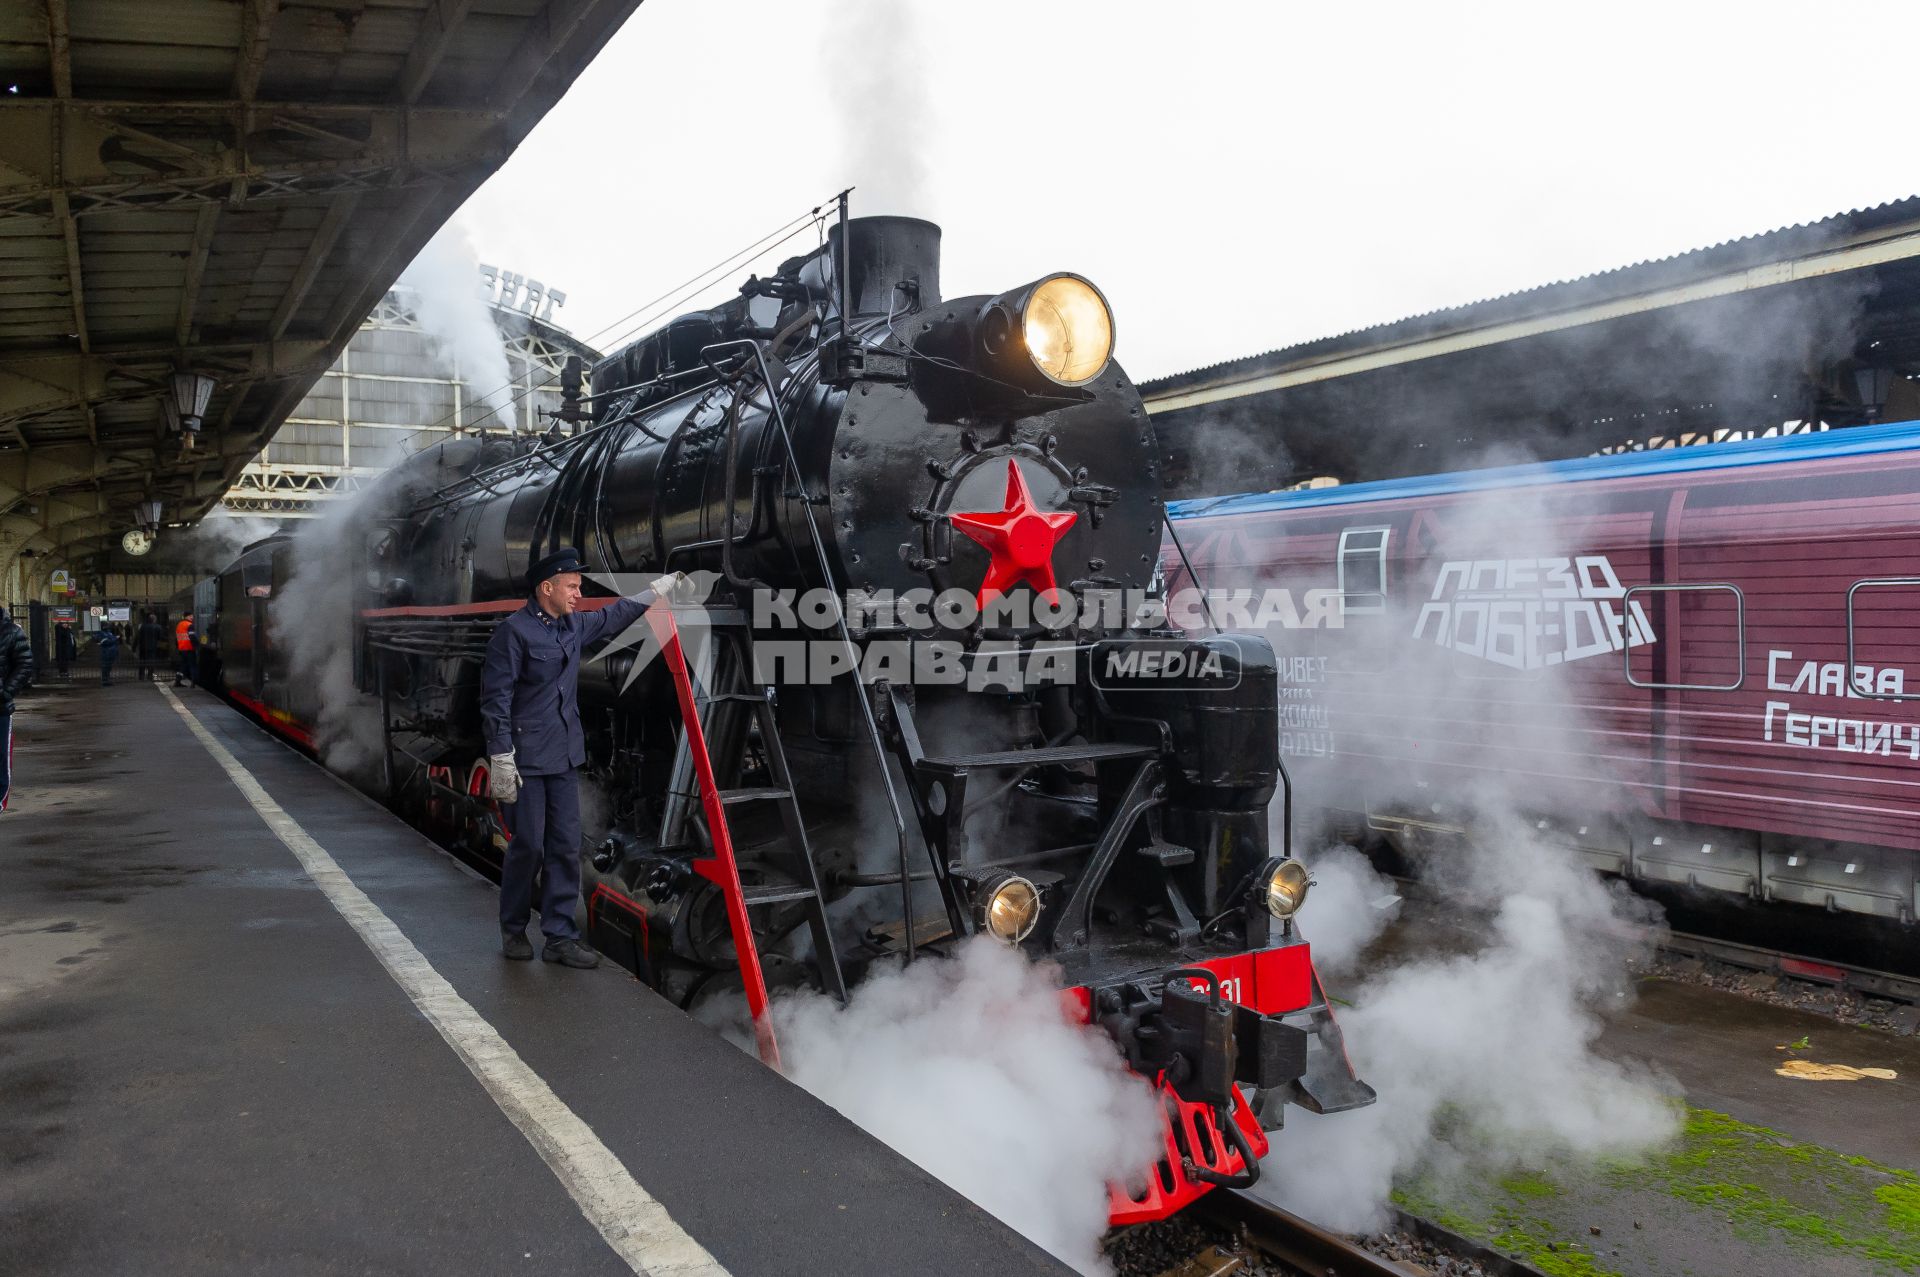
[1096,968,1311,1107]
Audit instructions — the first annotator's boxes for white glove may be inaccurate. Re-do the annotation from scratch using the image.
[648,570,692,603]
[489,752,520,804]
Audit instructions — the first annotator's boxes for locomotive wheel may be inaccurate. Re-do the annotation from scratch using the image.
[465,761,513,857]
[424,764,454,830]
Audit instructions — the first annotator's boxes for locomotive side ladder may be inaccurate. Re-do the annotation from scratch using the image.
[645,605,845,1070]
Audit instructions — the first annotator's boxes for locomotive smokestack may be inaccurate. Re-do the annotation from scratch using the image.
[826,216,942,316]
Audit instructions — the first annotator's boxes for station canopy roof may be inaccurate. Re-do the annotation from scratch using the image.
[0,0,641,571]
[1144,198,1920,498]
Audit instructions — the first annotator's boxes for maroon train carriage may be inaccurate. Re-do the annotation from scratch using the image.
[1168,418,1920,940]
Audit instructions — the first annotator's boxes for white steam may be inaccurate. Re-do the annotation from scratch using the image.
[177,509,279,571]
[744,938,1163,1274]
[822,0,934,220]
[399,221,519,430]
[270,491,388,777]
[1266,816,1673,1232]
[1211,480,1682,1228]
[1294,842,1400,979]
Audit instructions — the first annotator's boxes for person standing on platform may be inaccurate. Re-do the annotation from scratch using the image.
[479,549,684,967]
[173,614,197,688]
[54,622,75,683]
[135,611,165,682]
[98,625,120,687]
[1,606,34,813]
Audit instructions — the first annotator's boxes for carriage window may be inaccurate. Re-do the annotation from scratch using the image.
[1846,578,1920,701]
[1623,583,1744,691]
[1337,527,1390,614]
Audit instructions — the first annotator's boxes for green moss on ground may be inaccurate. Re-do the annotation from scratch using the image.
[1874,1180,1920,1237]
[1504,1172,1561,1200]
[1393,1105,1920,1275]
[1635,1107,1920,1270]
[1392,1185,1622,1277]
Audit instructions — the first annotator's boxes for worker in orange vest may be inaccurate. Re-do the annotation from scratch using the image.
[173,615,197,688]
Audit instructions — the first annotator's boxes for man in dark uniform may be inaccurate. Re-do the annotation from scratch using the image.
[1,605,34,813]
[480,549,682,966]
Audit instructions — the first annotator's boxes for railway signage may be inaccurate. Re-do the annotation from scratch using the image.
[50,569,70,594]
[1413,554,1656,671]
[1763,648,1920,760]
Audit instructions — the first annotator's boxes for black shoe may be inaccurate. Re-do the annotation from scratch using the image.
[501,930,533,961]
[541,938,600,969]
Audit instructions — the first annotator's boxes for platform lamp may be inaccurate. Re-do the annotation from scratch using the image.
[1853,365,1894,423]
[165,370,216,450]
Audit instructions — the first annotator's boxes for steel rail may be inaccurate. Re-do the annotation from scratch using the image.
[1194,1191,1413,1276]
[1194,1190,1549,1277]
[1661,930,1920,1005]
[1389,875,1920,1007]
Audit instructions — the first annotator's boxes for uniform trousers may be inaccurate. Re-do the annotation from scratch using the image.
[501,769,584,941]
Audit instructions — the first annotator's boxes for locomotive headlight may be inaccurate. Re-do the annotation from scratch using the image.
[1021,275,1114,387]
[974,273,1115,391]
[975,871,1042,943]
[1256,858,1312,918]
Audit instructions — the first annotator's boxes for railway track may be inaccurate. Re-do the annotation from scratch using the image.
[1193,1191,1408,1275]
[1661,929,1920,1005]
[1387,876,1920,1009]
[1169,1190,1545,1277]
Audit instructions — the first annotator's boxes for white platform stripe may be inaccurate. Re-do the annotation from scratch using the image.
[158,687,727,1277]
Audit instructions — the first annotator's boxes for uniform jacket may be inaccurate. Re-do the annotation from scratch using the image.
[479,593,653,776]
[175,618,195,652]
[97,630,120,665]
[0,618,32,714]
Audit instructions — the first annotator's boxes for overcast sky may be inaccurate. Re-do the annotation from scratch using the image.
[453,0,1920,383]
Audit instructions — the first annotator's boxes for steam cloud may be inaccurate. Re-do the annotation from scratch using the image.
[399,220,520,431]
[822,0,934,220]
[1208,480,1682,1229]
[714,937,1163,1275]
[176,509,279,572]
[270,490,390,778]
[1267,821,1674,1232]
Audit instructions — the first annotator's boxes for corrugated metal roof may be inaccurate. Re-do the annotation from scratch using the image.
[1144,197,1920,398]
[0,0,645,588]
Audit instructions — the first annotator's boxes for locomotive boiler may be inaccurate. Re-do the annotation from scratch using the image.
[228,214,1373,1222]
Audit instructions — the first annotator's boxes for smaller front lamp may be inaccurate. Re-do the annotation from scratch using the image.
[974,871,1042,943]
[1256,858,1312,919]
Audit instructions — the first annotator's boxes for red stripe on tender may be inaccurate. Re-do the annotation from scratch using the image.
[360,596,621,619]
[228,689,317,749]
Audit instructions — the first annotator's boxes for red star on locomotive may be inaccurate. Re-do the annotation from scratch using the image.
[950,459,1078,606]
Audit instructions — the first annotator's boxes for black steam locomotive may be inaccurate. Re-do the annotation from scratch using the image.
[199,216,1372,1223]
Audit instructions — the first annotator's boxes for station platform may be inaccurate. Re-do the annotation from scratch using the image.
[0,680,1067,1276]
